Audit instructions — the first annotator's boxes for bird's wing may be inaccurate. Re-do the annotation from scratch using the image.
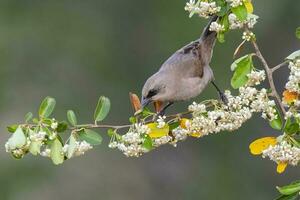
[159,40,205,78]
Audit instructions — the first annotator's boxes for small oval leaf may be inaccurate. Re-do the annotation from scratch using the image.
[67,110,77,126]
[94,96,111,122]
[78,129,103,145]
[50,138,64,165]
[39,97,56,118]
[231,4,248,21]
[7,126,26,149]
[231,55,253,89]
[67,134,77,159]
[25,112,33,123]
[286,50,300,60]
[277,181,300,196]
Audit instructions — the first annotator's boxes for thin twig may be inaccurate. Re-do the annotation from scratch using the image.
[272,60,289,73]
[250,40,286,116]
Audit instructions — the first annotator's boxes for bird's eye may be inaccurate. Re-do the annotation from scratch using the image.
[146,89,158,98]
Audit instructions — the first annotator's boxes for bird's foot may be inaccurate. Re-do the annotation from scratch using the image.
[218,91,228,105]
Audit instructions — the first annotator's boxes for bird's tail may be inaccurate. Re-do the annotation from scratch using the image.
[198,15,219,65]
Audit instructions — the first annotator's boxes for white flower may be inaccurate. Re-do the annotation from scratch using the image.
[209,22,225,33]
[29,131,47,142]
[157,116,166,128]
[185,0,221,18]
[262,141,300,166]
[242,31,255,41]
[40,148,51,157]
[51,122,58,130]
[228,13,258,30]
[226,0,243,8]
[285,60,300,93]
[246,70,266,86]
[73,141,93,156]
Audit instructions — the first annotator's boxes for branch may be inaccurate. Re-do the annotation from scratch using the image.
[250,40,286,116]
[272,60,289,73]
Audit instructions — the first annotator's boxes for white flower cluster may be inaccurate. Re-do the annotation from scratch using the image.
[242,31,255,41]
[63,141,93,157]
[108,123,150,157]
[179,82,277,137]
[246,70,266,86]
[228,13,257,30]
[285,60,300,93]
[157,116,166,128]
[184,0,221,18]
[41,141,93,158]
[225,0,243,8]
[29,131,47,142]
[209,22,225,33]
[262,141,300,166]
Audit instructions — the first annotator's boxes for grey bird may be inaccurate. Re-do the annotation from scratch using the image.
[141,16,226,115]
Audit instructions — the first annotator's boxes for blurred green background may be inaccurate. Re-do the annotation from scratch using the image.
[0,0,299,200]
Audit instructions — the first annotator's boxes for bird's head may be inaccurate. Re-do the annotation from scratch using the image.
[141,73,168,108]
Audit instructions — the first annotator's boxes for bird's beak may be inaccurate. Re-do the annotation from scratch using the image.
[141,97,151,109]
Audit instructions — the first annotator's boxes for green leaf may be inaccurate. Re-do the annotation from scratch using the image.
[7,124,19,133]
[285,122,299,135]
[94,96,111,122]
[39,97,56,118]
[7,126,26,149]
[230,55,249,71]
[231,4,248,21]
[141,107,154,118]
[220,14,229,32]
[56,121,68,133]
[67,134,77,159]
[286,50,300,60]
[215,0,229,17]
[275,193,299,200]
[217,32,225,43]
[50,138,64,165]
[269,109,283,130]
[296,27,300,39]
[67,110,77,126]
[231,55,253,89]
[29,141,42,156]
[169,121,180,131]
[25,112,33,123]
[277,181,300,196]
[78,129,103,145]
[142,135,153,150]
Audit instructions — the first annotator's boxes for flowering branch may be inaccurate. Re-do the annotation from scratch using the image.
[4,0,300,199]
[250,39,287,116]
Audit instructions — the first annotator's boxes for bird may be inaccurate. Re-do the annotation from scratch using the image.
[141,16,227,116]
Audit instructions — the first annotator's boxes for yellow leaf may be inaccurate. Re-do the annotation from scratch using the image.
[277,162,288,174]
[189,132,202,138]
[249,137,277,155]
[282,90,299,104]
[244,1,253,13]
[147,123,169,138]
[180,118,190,129]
